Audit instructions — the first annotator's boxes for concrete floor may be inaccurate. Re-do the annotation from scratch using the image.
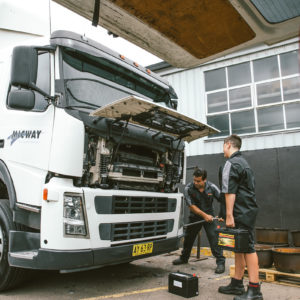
[1,249,299,299]
[159,251,300,300]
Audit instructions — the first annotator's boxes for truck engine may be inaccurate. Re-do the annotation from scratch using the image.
[81,133,184,193]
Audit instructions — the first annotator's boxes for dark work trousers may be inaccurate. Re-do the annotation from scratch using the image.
[181,216,225,265]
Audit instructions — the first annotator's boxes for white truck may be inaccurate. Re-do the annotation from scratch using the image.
[0,29,216,290]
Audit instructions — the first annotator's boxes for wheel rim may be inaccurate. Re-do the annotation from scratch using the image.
[0,226,3,261]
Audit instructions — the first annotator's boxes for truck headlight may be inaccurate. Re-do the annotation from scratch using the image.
[63,193,88,237]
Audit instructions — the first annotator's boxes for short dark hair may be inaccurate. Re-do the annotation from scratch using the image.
[193,167,207,180]
[224,134,242,150]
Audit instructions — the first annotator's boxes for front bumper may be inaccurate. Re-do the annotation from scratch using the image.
[9,231,181,270]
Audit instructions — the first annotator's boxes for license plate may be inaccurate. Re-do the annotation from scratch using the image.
[132,242,153,256]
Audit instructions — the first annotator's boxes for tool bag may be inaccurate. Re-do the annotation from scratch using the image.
[216,227,249,252]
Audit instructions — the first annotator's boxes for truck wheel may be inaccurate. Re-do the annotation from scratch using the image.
[0,199,27,291]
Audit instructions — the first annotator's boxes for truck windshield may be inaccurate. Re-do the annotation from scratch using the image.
[61,47,176,109]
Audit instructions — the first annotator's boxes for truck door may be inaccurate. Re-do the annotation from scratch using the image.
[2,51,55,206]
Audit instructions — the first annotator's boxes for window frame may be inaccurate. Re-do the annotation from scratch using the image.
[204,47,300,140]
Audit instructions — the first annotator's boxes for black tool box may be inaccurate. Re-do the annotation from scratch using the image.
[216,228,249,252]
[168,271,198,298]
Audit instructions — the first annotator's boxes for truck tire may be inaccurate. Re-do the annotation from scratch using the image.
[0,199,27,291]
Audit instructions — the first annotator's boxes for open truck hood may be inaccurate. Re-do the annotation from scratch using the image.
[53,0,300,68]
[90,96,219,143]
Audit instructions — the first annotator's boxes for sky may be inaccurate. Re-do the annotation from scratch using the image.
[49,1,162,67]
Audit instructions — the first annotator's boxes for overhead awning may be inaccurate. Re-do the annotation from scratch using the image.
[53,0,300,68]
[90,96,219,142]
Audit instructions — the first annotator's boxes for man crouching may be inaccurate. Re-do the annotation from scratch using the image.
[173,167,225,274]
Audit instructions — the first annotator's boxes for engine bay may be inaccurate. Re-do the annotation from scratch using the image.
[68,96,217,193]
[80,134,184,193]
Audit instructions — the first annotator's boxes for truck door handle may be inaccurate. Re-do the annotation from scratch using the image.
[0,140,4,148]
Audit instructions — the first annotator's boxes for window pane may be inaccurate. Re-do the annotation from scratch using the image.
[286,102,300,129]
[34,53,50,111]
[253,56,279,81]
[229,86,252,110]
[257,105,284,132]
[231,110,255,134]
[283,76,300,101]
[250,0,300,23]
[228,62,251,87]
[207,91,227,113]
[280,51,299,76]
[207,114,229,138]
[257,80,281,105]
[204,68,226,91]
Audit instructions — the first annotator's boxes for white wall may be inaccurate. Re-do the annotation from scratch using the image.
[0,0,50,50]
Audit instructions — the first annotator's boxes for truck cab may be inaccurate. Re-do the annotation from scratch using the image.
[0,31,216,290]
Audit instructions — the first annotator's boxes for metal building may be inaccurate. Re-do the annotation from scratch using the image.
[149,38,300,232]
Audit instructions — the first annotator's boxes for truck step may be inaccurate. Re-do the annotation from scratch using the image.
[9,250,38,260]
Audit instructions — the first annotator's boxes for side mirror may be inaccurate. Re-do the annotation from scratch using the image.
[8,90,35,111]
[10,46,38,89]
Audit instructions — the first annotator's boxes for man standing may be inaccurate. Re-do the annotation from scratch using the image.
[218,135,263,300]
[173,168,226,274]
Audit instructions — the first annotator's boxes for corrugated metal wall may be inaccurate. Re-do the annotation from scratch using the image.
[162,40,300,156]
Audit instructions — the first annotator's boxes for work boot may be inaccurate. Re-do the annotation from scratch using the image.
[215,263,225,274]
[218,278,245,295]
[233,284,263,300]
[172,257,188,265]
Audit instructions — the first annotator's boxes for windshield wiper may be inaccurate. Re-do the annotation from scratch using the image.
[64,104,99,110]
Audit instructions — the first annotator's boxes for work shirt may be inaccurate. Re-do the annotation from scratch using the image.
[184,180,222,219]
[222,151,258,227]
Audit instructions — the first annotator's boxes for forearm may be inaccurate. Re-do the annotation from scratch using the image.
[225,194,236,217]
[225,194,236,227]
[189,205,212,221]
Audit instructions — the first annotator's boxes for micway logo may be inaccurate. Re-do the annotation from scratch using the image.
[7,130,42,145]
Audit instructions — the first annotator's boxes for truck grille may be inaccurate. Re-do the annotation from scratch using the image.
[94,196,176,214]
[113,196,176,214]
[99,220,174,241]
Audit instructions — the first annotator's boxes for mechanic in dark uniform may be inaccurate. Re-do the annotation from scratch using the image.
[173,168,226,274]
[218,135,263,300]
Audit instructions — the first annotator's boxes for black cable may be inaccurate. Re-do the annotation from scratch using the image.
[92,0,100,27]
[167,139,182,190]
[108,119,129,171]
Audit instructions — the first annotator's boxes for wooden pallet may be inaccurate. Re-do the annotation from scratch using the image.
[191,247,235,258]
[230,265,300,286]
